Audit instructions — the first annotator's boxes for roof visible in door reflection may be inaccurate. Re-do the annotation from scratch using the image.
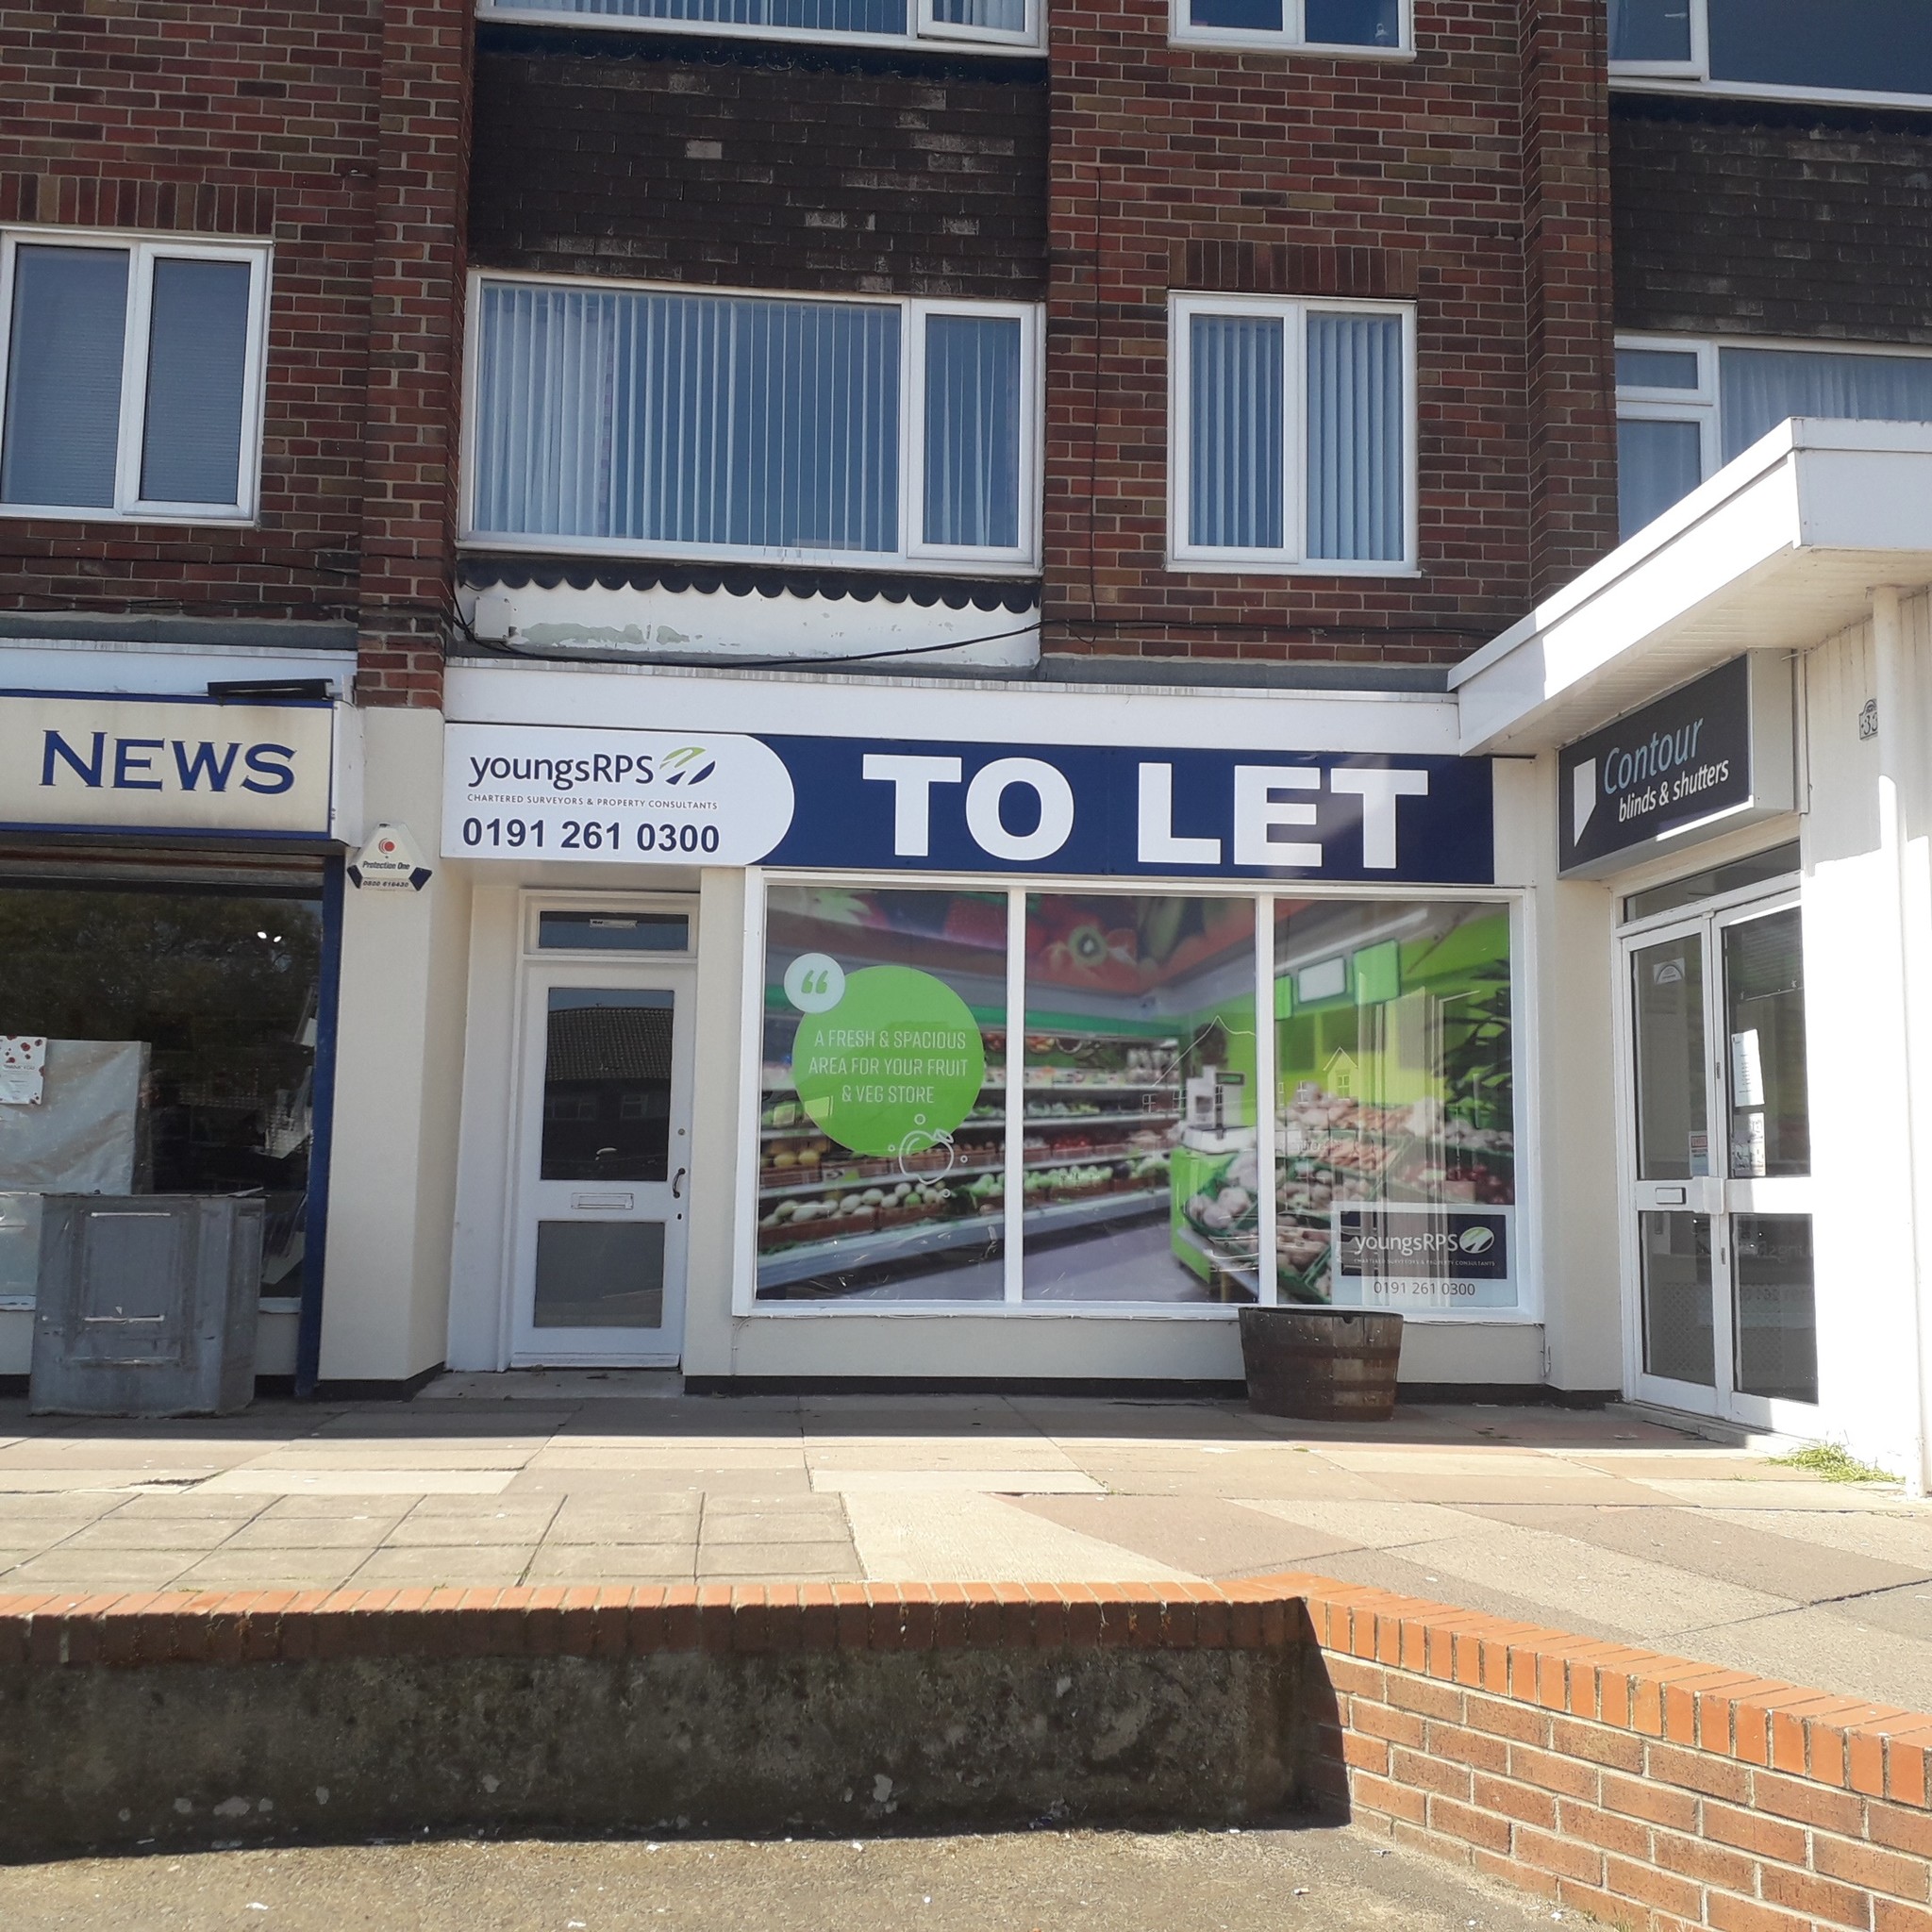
[545,1007,673,1085]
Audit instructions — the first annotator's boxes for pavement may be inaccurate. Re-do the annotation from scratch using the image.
[3,1378,1929,1711]
[0,1824,1559,1932]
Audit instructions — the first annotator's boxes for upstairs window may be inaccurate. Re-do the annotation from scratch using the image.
[1170,293,1415,575]
[479,0,1039,52]
[0,233,269,524]
[1616,335,1932,540]
[1610,0,1932,105]
[1174,0,1407,54]
[465,278,1040,572]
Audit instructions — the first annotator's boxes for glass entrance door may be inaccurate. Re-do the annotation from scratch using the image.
[1623,891,1817,1424]
[509,964,693,1366]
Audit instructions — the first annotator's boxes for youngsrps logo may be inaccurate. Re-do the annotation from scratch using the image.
[1457,1224,1496,1257]
[1338,1208,1509,1280]
[1572,758,1597,841]
[658,745,716,787]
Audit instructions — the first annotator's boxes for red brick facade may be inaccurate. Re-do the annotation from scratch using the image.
[1042,0,1621,667]
[0,0,471,708]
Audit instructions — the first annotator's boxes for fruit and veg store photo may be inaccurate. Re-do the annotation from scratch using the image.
[750,881,1516,1314]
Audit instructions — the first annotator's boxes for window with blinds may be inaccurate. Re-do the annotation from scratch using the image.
[467,280,1040,572]
[0,233,269,523]
[479,0,1039,51]
[1171,294,1414,574]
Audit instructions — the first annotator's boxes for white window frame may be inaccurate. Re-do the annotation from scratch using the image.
[459,272,1043,575]
[1167,291,1418,577]
[478,0,1042,57]
[1615,330,1932,528]
[1610,0,1932,113]
[1170,0,1412,57]
[0,227,271,526]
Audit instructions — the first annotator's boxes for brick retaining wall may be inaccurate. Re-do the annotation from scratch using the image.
[4,1574,1929,1929]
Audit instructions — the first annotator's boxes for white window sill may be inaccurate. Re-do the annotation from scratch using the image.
[458,534,1042,578]
[1609,73,1932,115]
[1165,553,1422,579]
[742,1301,1544,1324]
[0,503,254,527]
[1171,31,1414,58]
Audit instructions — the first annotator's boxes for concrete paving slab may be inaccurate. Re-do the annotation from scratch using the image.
[522,1546,697,1585]
[384,1507,563,1548]
[812,1469,1104,1494]
[49,1516,258,1554]
[199,1470,517,1497]
[1071,1457,1391,1501]
[1672,1602,1932,1714]
[0,1824,1561,1932]
[805,1442,1085,1471]
[1643,1476,1916,1509]
[842,1491,1191,1583]
[1354,1472,1666,1505]
[1706,1506,1932,1565]
[696,1542,858,1579]
[3,1550,199,1591]
[1809,1577,1932,1642]
[220,1509,408,1550]
[1233,1498,1475,1551]
[543,1500,703,1542]
[0,1472,217,1493]
[1459,1502,1932,1603]
[349,1545,539,1588]
[239,1446,540,1469]
[1007,1495,1363,1578]
[702,1512,852,1546]
[504,1467,813,1497]
[170,1550,369,1591]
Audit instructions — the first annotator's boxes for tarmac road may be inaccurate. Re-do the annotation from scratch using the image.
[0,1824,1566,1932]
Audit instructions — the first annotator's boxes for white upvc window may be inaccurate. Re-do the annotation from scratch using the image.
[1168,292,1417,576]
[1609,0,1932,110]
[478,0,1041,56]
[1616,332,1932,541]
[1171,0,1408,55]
[0,230,271,525]
[462,276,1041,574]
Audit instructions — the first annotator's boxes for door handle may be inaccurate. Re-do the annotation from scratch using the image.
[672,1167,687,1199]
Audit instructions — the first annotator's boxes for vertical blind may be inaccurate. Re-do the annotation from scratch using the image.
[475,285,1028,558]
[474,285,903,553]
[1188,306,1405,561]
[1306,310,1405,562]
[141,258,251,506]
[923,314,1022,548]
[929,0,1025,26]
[1189,313,1285,551]
[1719,347,1932,463]
[508,0,909,34]
[1,246,129,509]
[1618,417,1704,541]
[1607,0,1691,61]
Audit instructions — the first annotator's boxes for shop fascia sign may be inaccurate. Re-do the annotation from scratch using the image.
[443,723,1495,884]
[0,689,337,841]
[1557,656,1796,878]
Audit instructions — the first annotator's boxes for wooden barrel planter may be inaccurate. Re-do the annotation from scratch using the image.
[1238,1307,1405,1423]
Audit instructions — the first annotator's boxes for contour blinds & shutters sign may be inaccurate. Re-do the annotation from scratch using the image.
[0,691,337,839]
[1557,656,1794,876]
[444,724,1495,883]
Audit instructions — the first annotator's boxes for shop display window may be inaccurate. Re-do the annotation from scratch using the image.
[0,878,326,1302]
[1022,894,1259,1303]
[753,878,1520,1314]
[1274,901,1516,1312]
[757,883,1008,1301]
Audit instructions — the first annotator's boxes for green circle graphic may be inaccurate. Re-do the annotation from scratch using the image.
[791,965,986,1158]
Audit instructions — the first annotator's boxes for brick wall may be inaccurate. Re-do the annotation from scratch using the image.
[0,0,471,708]
[1041,0,1621,671]
[6,1573,1931,1932]
[469,28,1048,301]
[1611,93,1932,349]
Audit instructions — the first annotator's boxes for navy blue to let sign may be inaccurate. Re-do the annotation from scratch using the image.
[763,739,1493,884]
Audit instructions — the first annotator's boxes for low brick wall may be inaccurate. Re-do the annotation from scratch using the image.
[4,1574,1930,1931]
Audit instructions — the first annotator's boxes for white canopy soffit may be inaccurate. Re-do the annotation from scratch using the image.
[1453,420,1932,756]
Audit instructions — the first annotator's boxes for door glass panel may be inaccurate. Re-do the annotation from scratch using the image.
[1733,1214,1817,1404]
[533,1220,665,1328]
[1641,1210,1715,1387]
[1724,908,1808,1178]
[1633,934,1707,1180]
[1023,894,1257,1303]
[538,910,690,953]
[540,989,674,1182]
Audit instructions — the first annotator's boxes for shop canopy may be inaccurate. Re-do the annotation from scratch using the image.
[1453,419,1932,756]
